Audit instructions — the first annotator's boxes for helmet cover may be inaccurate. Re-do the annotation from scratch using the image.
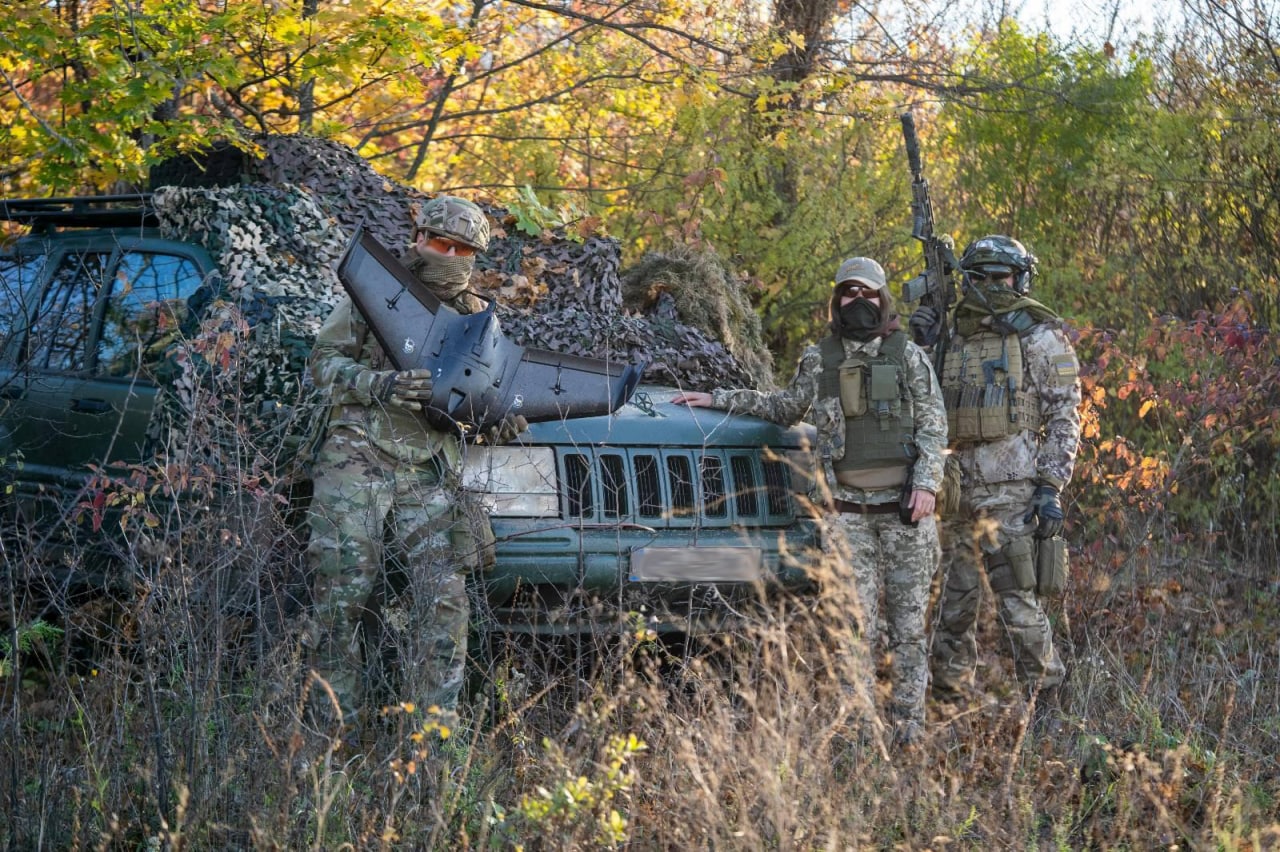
[415,195,491,252]
[959,235,1037,294]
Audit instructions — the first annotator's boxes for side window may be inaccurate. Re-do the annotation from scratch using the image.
[0,254,47,356]
[25,251,111,372]
[97,252,204,378]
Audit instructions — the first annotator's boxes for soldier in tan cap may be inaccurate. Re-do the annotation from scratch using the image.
[675,256,946,748]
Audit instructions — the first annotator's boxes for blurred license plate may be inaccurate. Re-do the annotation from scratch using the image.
[629,546,764,582]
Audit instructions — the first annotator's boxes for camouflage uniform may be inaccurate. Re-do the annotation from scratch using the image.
[711,332,946,732]
[305,291,490,724]
[931,315,1082,694]
[305,196,497,727]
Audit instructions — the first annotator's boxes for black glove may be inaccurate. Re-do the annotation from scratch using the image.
[1022,483,1064,539]
[909,306,940,347]
[370,368,435,411]
[482,413,529,445]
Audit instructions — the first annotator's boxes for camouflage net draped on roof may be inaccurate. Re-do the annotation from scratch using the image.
[152,182,347,393]
[148,184,348,475]
[236,134,769,392]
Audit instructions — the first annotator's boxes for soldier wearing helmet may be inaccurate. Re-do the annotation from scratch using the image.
[405,194,492,303]
[674,256,947,749]
[303,195,524,743]
[910,234,1081,731]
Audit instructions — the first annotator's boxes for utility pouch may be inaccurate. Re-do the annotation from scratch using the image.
[987,537,1036,593]
[839,367,867,417]
[869,364,898,401]
[1036,535,1068,597]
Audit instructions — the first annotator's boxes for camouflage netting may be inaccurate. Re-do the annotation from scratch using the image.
[248,135,420,257]
[225,134,767,391]
[149,184,348,474]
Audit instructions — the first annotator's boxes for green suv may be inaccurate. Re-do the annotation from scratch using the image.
[0,194,821,634]
[0,197,221,529]
[468,388,819,634]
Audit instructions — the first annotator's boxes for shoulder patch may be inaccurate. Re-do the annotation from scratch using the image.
[1050,353,1078,385]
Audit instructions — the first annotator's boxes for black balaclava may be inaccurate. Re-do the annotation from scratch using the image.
[834,296,882,341]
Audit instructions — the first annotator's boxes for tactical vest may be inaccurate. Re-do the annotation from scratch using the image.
[940,328,1042,442]
[817,332,916,487]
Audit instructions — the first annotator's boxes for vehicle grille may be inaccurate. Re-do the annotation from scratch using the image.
[560,448,795,527]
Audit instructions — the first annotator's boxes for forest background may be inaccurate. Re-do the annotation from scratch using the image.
[2,0,1279,848]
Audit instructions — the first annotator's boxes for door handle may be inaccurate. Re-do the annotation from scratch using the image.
[70,398,112,414]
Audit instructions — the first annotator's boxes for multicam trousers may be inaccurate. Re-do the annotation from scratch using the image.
[931,480,1066,693]
[304,426,470,723]
[828,509,940,728]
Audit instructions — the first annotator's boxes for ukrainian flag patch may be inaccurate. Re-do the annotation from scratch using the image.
[1050,353,1078,385]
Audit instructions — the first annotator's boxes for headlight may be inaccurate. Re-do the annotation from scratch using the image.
[460,445,558,517]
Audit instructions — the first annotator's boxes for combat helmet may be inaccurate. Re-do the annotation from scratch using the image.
[415,195,491,252]
[959,235,1037,295]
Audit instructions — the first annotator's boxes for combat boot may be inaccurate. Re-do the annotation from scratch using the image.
[931,677,981,709]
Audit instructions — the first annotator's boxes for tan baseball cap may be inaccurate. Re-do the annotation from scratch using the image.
[834,256,887,290]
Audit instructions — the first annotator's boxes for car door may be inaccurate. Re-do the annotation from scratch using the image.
[0,252,50,465]
[4,242,210,513]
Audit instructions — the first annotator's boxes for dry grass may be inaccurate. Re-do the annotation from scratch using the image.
[3,477,1279,850]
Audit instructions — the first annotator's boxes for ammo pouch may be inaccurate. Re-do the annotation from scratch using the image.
[1036,536,1069,597]
[451,491,497,572]
[839,366,867,417]
[985,537,1036,593]
[941,331,1041,442]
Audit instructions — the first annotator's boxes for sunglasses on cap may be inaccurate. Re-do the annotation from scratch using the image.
[836,282,881,298]
[417,231,477,257]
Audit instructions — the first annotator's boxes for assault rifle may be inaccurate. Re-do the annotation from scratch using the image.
[900,111,959,371]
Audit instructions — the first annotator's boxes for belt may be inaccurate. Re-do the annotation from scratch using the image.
[832,499,899,515]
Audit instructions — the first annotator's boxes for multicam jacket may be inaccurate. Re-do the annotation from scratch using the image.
[942,318,1081,489]
[310,291,485,467]
[711,334,947,505]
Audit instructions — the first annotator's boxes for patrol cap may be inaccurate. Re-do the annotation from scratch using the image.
[834,256,887,290]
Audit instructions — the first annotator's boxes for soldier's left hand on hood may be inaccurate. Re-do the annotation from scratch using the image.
[482,414,529,445]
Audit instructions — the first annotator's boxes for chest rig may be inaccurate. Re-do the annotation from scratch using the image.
[817,331,917,483]
[940,328,1041,442]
